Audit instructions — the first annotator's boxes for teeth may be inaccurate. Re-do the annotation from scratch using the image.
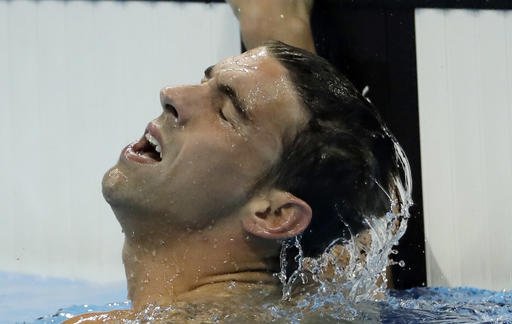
[145,133,162,157]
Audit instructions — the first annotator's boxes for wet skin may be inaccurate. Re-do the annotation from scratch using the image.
[95,47,313,313]
[102,47,309,234]
[66,46,388,324]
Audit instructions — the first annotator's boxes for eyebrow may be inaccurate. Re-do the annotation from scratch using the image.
[218,84,250,121]
[203,64,250,121]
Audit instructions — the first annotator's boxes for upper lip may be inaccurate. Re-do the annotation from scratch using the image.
[145,122,163,153]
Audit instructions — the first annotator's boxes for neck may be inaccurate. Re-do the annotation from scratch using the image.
[118,213,279,310]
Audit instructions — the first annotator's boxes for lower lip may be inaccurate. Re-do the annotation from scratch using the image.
[122,143,160,164]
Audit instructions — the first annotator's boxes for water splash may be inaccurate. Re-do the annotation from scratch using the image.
[274,138,413,320]
[36,287,512,323]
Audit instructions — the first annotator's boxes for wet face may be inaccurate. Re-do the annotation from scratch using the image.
[102,47,308,229]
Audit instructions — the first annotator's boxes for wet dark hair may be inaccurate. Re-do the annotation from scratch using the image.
[265,41,398,258]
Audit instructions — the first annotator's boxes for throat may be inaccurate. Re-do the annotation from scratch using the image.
[121,234,279,310]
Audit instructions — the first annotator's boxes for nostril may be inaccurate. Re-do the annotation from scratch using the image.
[165,104,179,119]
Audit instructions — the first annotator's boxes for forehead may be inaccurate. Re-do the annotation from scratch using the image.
[215,47,287,79]
[214,48,294,100]
[214,48,307,132]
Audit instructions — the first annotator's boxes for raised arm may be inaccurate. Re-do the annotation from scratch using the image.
[227,0,316,53]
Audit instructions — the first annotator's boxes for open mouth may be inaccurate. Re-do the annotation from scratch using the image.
[124,124,163,164]
[134,132,162,160]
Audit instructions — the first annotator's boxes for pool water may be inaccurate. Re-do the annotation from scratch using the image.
[31,287,512,323]
[0,272,126,324]
[384,287,512,323]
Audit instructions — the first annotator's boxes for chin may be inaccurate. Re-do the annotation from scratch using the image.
[101,166,170,219]
[101,166,130,207]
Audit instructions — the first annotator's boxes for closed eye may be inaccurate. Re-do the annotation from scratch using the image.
[218,84,250,121]
[219,109,228,122]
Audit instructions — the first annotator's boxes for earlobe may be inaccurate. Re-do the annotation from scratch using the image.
[242,190,312,240]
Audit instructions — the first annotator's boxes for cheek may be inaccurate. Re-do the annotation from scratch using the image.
[178,141,261,188]
[160,144,256,220]
[173,136,276,196]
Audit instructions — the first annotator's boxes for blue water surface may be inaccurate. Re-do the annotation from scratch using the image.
[2,271,511,323]
[0,272,126,324]
[33,287,512,323]
[384,287,512,323]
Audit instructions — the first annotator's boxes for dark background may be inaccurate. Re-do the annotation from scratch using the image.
[172,0,512,289]
[307,0,510,289]
[310,2,424,289]
[180,0,512,8]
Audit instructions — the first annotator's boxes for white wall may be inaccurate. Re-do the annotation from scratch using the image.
[416,9,512,290]
[0,0,240,282]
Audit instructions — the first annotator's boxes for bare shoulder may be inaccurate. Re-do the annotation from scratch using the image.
[63,310,134,323]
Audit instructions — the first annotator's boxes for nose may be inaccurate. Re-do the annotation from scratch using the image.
[160,85,206,125]
[160,86,182,123]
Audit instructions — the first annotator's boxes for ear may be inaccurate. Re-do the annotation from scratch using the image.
[241,189,312,240]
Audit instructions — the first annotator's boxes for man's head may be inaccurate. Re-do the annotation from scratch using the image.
[102,45,311,239]
[102,41,396,261]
